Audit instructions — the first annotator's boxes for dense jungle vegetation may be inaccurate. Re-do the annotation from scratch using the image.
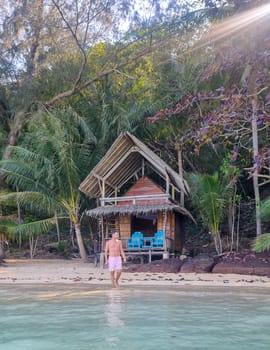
[0,0,270,260]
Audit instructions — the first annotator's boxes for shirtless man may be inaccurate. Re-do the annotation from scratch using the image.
[104,232,127,288]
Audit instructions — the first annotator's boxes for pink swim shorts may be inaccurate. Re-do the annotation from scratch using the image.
[108,256,122,272]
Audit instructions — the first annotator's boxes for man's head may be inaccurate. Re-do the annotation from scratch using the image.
[111,232,119,239]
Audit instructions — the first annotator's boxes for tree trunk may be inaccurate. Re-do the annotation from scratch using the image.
[17,188,22,248]
[213,232,222,255]
[228,200,234,251]
[0,241,4,261]
[70,219,75,247]
[251,97,262,236]
[229,185,237,251]
[176,143,185,207]
[55,213,61,242]
[74,222,88,261]
[29,236,39,259]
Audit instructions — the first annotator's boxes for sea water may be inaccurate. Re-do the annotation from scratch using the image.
[0,284,270,350]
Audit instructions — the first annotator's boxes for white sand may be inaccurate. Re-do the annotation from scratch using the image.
[1,259,270,288]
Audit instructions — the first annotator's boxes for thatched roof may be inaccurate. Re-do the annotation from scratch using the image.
[79,131,189,198]
[86,203,194,219]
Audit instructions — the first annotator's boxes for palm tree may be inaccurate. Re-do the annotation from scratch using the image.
[253,197,270,252]
[188,172,233,255]
[0,215,12,262]
[0,107,97,261]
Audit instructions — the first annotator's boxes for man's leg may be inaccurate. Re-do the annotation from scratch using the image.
[110,271,116,288]
[115,270,122,287]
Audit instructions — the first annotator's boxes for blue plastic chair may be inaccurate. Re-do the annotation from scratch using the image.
[152,230,164,248]
[127,232,144,249]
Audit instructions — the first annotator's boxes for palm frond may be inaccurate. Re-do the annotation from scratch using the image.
[261,198,270,221]
[11,217,57,238]
[0,191,63,216]
[66,107,97,144]
[0,154,55,195]
[0,218,17,240]
[3,146,49,165]
[252,233,270,253]
[1,107,92,239]
[188,172,232,235]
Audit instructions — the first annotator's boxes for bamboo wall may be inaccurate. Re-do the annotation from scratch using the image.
[119,214,131,237]
[118,177,167,205]
[157,212,174,238]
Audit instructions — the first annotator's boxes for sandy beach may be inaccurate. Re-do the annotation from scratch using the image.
[1,259,270,288]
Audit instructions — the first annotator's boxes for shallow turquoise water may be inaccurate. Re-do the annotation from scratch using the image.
[0,284,270,350]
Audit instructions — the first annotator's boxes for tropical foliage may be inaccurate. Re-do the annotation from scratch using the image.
[253,198,270,252]
[0,1,270,258]
[0,107,96,260]
[188,172,234,254]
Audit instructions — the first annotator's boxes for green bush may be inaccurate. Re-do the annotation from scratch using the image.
[56,241,70,257]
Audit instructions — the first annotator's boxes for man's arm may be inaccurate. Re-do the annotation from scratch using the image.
[120,241,126,263]
[104,241,109,264]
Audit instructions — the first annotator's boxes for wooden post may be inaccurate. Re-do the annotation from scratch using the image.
[162,211,170,259]
[100,215,105,268]
[172,186,175,201]
[115,187,118,205]
[165,174,169,194]
[117,214,120,237]
[101,179,105,206]
[163,210,168,253]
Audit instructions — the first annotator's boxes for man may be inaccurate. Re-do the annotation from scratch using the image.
[104,232,127,288]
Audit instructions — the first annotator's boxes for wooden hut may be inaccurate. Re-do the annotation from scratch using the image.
[79,131,192,259]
